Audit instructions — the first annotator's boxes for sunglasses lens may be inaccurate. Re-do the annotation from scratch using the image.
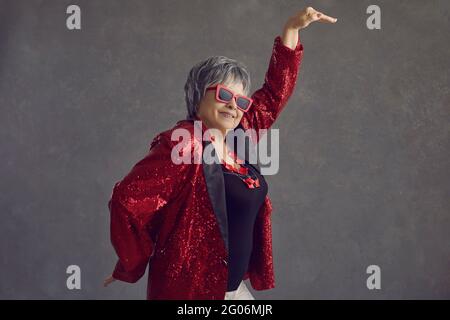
[218,88,233,102]
[236,97,251,111]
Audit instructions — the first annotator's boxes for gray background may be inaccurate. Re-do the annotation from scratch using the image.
[0,0,449,299]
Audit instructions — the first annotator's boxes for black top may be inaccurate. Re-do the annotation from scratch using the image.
[222,161,268,291]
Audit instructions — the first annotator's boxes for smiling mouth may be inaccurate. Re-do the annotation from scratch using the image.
[219,111,236,119]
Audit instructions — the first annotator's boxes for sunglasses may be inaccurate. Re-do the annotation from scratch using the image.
[205,84,253,112]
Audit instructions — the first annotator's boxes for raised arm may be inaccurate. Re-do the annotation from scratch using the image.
[240,6,337,143]
[239,34,303,143]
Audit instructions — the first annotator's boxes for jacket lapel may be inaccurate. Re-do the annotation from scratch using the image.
[233,123,261,174]
[202,139,229,252]
[191,119,262,255]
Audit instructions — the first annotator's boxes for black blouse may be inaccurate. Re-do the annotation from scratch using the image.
[222,161,268,291]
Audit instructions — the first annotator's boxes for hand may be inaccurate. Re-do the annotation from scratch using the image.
[286,6,337,30]
[103,275,116,287]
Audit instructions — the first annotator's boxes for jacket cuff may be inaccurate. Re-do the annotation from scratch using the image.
[112,260,145,283]
[274,35,304,62]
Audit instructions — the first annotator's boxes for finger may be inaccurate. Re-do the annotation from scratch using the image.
[317,13,338,23]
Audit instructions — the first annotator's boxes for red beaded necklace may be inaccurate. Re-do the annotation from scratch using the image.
[209,134,260,189]
[221,149,260,189]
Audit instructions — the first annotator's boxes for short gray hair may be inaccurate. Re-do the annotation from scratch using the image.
[184,56,251,120]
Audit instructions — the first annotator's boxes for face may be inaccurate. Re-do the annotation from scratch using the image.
[196,80,246,136]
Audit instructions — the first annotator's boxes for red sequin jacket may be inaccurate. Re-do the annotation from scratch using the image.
[109,35,304,299]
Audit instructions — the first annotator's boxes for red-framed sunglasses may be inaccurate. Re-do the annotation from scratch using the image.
[205,84,253,112]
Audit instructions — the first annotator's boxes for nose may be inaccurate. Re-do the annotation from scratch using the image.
[226,97,238,110]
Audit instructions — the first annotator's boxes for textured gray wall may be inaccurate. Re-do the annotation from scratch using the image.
[0,0,449,299]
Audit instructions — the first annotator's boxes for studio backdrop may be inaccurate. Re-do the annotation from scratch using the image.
[0,0,449,299]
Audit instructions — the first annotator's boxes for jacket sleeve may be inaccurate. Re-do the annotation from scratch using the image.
[109,133,193,283]
[240,35,304,143]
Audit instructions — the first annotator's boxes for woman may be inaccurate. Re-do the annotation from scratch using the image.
[104,7,337,300]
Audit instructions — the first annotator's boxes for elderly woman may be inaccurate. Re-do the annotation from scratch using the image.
[104,7,337,300]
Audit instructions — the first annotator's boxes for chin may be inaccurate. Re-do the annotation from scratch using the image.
[214,117,234,129]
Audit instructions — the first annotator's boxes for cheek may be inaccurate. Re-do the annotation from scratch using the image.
[199,99,221,117]
[212,101,224,110]
[236,111,244,122]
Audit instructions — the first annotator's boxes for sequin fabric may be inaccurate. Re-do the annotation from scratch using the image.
[109,35,304,299]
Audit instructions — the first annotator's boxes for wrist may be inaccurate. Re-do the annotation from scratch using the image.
[281,24,299,50]
[283,16,299,31]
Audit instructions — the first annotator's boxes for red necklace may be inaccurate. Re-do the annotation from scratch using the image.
[221,150,260,189]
